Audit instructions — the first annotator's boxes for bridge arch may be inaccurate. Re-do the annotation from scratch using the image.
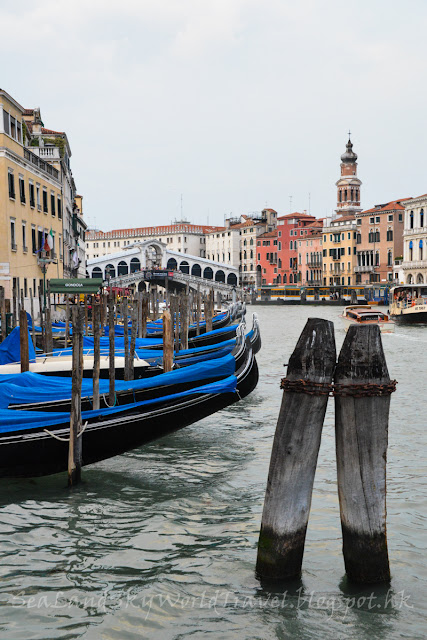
[105,264,116,279]
[167,258,177,270]
[117,261,129,276]
[92,266,103,279]
[203,266,213,280]
[180,260,190,274]
[191,263,201,277]
[227,273,238,286]
[130,257,141,273]
[215,270,225,283]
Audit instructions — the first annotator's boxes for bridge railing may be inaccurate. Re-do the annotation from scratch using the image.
[107,269,236,292]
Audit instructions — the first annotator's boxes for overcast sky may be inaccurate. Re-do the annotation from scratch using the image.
[1,0,426,229]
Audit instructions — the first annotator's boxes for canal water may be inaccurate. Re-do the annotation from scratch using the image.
[0,306,426,640]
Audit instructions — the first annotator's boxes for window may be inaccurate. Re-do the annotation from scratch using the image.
[421,209,424,228]
[3,110,10,134]
[348,232,350,240]
[10,219,16,251]
[387,229,393,241]
[50,193,55,216]
[348,247,351,255]
[22,222,27,252]
[10,115,16,138]
[370,217,374,224]
[8,171,15,199]
[357,218,362,225]
[410,211,414,229]
[57,197,62,219]
[398,213,403,222]
[19,177,25,204]
[29,182,35,208]
[36,185,41,210]
[31,226,37,253]
[375,217,380,223]
[388,214,393,222]
[278,242,281,250]
[42,190,48,212]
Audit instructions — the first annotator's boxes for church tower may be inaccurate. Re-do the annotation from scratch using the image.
[335,135,362,215]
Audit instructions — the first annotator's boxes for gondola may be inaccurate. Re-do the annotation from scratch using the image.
[2,327,249,414]
[0,338,258,478]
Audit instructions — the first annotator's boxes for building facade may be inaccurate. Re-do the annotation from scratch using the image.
[396,194,427,285]
[86,222,219,262]
[322,215,358,286]
[355,200,407,284]
[0,89,64,305]
[256,230,278,285]
[275,212,317,285]
[299,220,323,286]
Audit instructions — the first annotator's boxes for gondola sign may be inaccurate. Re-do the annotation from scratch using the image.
[49,278,103,294]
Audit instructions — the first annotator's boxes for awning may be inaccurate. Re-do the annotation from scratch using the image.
[49,279,103,294]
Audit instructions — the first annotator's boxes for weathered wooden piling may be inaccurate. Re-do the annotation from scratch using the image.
[0,286,6,342]
[122,297,130,381]
[93,304,101,410]
[335,324,392,583]
[129,303,137,380]
[174,295,180,354]
[180,293,189,350]
[256,318,336,580]
[68,305,84,487]
[196,286,201,336]
[29,288,36,349]
[19,308,30,372]
[12,281,17,329]
[84,295,89,336]
[162,309,173,372]
[65,296,70,348]
[108,290,115,406]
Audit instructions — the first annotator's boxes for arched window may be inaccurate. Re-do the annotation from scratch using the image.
[387,250,392,267]
[410,211,414,229]
[250,250,253,259]
[290,241,293,250]
[92,266,103,279]
[421,209,424,228]
[419,239,423,261]
[105,264,116,279]
[351,188,354,201]
[180,260,189,274]
[417,273,424,284]
[203,266,213,280]
[339,190,342,203]
[409,240,413,261]
[344,189,347,201]
[283,274,287,284]
[167,258,177,270]
[243,250,247,259]
[250,238,254,245]
[215,270,225,282]
[130,257,141,273]
[117,261,128,276]
[243,239,247,246]
[191,263,201,277]
[227,273,238,286]
[289,274,293,283]
[277,274,281,284]
[407,274,413,284]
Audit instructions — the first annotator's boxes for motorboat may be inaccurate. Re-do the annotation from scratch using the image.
[340,305,395,333]
[389,285,427,323]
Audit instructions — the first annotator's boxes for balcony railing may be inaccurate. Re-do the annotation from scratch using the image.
[31,147,60,160]
[23,148,59,180]
[401,260,427,270]
[354,265,375,273]
[403,227,426,236]
[306,260,322,268]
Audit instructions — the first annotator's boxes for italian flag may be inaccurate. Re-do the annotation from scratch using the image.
[44,228,54,251]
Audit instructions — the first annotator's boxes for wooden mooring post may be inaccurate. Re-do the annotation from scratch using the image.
[0,286,6,342]
[108,290,115,406]
[93,304,101,410]
[68,305,84,487]
[256,318,336,580]
[162,309,173,373]
[29,288,36,350]
[129,303,137,380]
[19,308,30,372]
[335,325,392,583]
[180,293,189,350]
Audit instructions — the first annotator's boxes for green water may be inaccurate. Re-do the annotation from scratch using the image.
[0,306,425,639]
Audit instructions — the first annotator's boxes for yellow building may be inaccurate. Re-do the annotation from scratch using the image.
[0,89,64,305]
[322,214,357,286]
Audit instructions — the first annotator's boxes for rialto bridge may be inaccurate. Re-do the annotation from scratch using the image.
[86,239,239,291]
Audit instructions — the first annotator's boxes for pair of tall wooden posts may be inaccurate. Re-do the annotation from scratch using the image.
[256,318,393,584]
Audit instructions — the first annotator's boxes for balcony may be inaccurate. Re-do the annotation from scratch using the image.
[401,260,427,270]
[23,148,59,181]
[307,260,322,268]
[30,146,61,160]
[403,227,426,236]
[306,279,323,286]
[354,265,375,273]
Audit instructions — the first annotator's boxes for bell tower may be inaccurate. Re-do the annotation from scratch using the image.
[335,133,362,215]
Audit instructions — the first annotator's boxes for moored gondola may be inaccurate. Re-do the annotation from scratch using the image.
[0,338,258,478]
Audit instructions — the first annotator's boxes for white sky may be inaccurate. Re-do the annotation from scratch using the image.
[1,0,427,229]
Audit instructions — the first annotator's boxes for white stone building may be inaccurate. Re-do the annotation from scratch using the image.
[395,194,427,284]
[85,221,221,263]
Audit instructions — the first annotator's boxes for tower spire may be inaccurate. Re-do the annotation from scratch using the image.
[335,134,362,216]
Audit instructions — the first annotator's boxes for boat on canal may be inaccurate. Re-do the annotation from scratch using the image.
[389,285,427,323]
[340,305,395,333]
